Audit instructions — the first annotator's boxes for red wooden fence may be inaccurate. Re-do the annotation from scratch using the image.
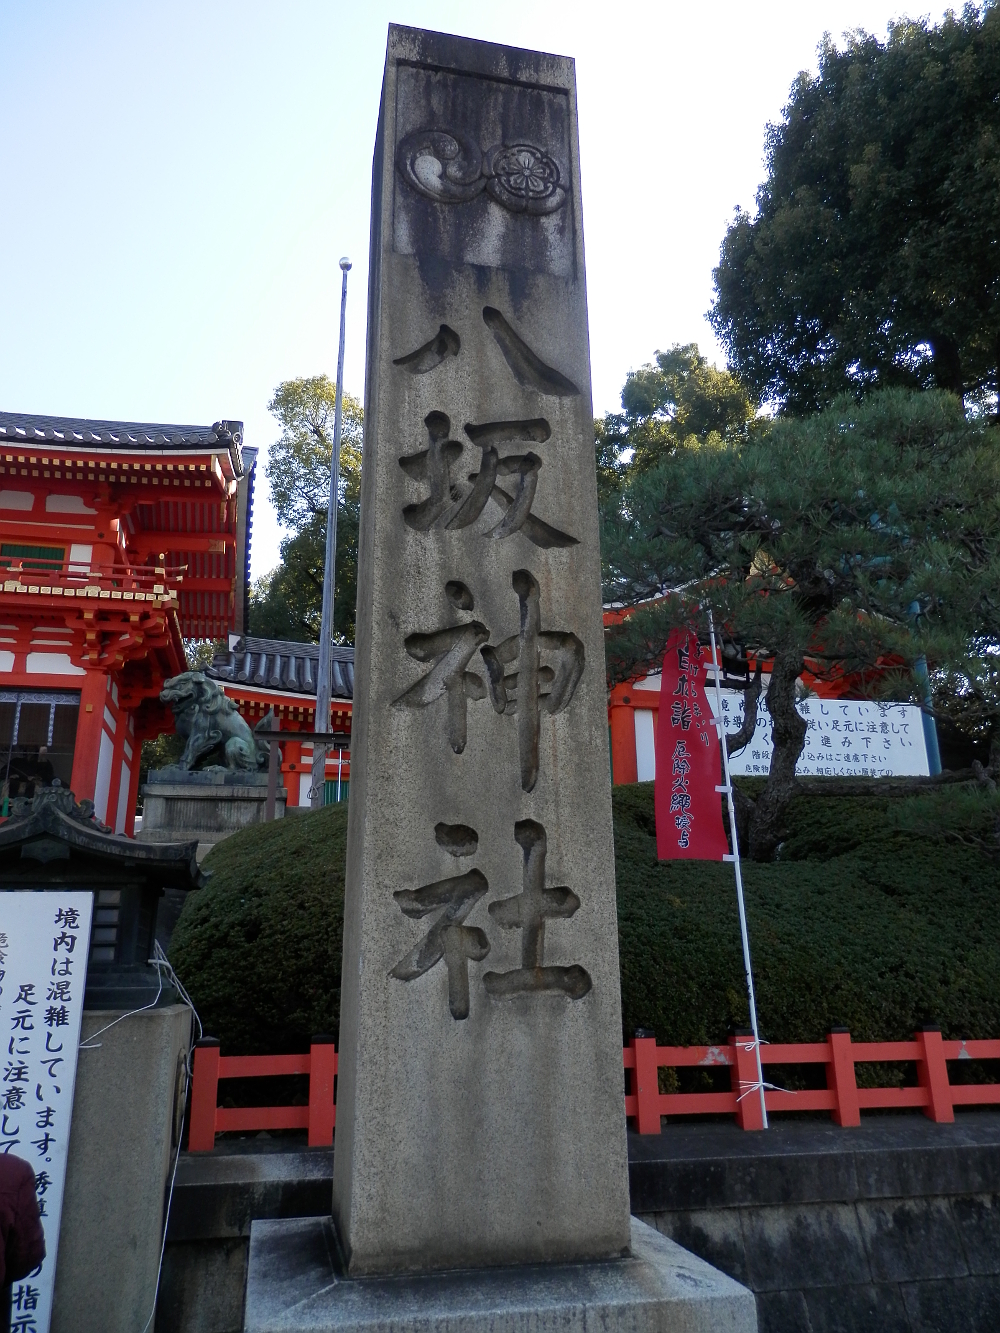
[185,1028,1000,1151]
[188,1037,337,1151]
[624,1028,1000,1132]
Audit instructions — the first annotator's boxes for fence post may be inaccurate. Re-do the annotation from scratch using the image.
[730,1031,765,1130]
[826,1029,860,1127]
[916,1026,954,1123]
[308,1035,338,1147]
[630,1030,661,1134]
[188,1038,221,1152]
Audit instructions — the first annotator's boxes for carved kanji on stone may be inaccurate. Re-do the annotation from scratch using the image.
[482,570,584,791]
[399,415,577,548]
[399,411,464,531]
[393,581,488,753]
[389,822,490,1020]
[483,819,591,1000]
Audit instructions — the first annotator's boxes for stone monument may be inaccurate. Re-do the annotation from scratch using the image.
[333,25,630,1276]
[138,670,285,860]
[245,26,756,1333]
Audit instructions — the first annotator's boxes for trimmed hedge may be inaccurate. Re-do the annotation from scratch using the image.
[169,803,347,1054]
[169,783,1000,1055]
[613,782,1000,1046]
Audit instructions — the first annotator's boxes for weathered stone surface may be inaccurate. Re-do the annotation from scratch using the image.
[139,778,286,862]
[900,1274,1000,1331]
[855,1197,968,1282]
[52,1005,191,1333]
[739,1202,871,1292]
[243,1216,757,1333]
[156,1238,247,1333]
[332,26,629,1275]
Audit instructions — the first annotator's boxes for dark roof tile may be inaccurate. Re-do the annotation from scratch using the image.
[0,410,245,463]
[207,635,353,701]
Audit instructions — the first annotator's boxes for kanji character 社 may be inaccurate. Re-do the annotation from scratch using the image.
[483,820,591,1000]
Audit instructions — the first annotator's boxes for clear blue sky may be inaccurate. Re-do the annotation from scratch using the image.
[0,1,952,580]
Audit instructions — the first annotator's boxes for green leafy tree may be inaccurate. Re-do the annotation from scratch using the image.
[596,345,751,499]
[250,377,363,643]
[711,6,1000,413]
[602,386,1000,859]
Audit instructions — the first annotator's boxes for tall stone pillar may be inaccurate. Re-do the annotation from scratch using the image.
[332,24,631,1276]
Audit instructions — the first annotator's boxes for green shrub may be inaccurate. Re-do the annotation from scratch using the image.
[169,784,1000,1054]
[169,804,347,1054]
[614,783,1000,1045]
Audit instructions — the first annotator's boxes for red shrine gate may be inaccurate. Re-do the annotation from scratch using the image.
[0,411,256,831]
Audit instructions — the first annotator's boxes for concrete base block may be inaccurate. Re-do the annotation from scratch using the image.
[243,1215,757,1333]
[51,1004,192,1333]
[139,776,287,862]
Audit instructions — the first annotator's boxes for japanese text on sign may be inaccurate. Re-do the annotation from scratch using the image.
[712,690,930,778]
[0,892,92,1333]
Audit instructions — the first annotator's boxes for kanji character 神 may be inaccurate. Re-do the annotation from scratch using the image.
[393,580,488,754]
[481,569,584,792]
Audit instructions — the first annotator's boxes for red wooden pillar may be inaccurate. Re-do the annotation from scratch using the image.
[188,1039,221,1151]
[103,694,128,832]
[730,1031,766,1130]
[628,1032,661,1134]
[826,1029,860,1126]
[69,670,108,805]
[916,1026,954,1123]
[123,738,142,837]
[609,705,638,785]
[307,1036,338,1146]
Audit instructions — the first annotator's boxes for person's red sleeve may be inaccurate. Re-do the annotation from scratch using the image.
[4,1169,46,1284]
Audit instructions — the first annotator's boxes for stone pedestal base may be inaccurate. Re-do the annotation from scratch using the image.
[139,767,286,861]
[243,1216,756,1333]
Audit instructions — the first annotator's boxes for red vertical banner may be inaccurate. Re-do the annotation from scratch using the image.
[655,628,730,861]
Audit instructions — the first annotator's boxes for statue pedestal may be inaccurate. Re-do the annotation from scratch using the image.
[243,1216,756,1333]
[138,766,286,862]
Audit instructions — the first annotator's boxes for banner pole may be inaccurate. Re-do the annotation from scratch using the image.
[311,255,352,808]
[707,609,768,1129]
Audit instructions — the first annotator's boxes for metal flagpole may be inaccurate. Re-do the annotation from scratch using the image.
[707,608,768,1128]
[310,256,352,809]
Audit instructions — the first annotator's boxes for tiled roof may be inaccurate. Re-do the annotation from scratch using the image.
[207,635,354,700]
[0,411,245,464]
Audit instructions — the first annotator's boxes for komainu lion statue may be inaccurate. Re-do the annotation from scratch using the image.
[160,672,269,772]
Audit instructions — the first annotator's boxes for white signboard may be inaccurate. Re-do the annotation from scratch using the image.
[629,672,930,778]
[0,891,92,1333]
[713,689,930,778]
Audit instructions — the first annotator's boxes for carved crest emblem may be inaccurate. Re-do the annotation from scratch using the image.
[396,127,567,215]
